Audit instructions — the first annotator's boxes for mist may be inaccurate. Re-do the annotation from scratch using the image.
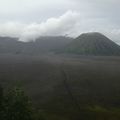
[0,0,120,44]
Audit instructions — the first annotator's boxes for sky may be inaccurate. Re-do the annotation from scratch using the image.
[0,0,120,43]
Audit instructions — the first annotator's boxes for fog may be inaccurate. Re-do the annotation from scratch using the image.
[0,0,120,44]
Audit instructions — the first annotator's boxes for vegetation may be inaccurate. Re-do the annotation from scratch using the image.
[1,84,120,120]
[1,32,120,56]
[0,36,72,54]
[0,35,120,119]
[0,85,45,120]
[62,32,120,55]
[0,32,120,120]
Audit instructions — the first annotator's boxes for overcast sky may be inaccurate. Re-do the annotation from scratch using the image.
[0,0,120,43]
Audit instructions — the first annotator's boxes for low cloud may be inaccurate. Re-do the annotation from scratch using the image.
[19,11,80,41]
[0,11,80,41]
[0,10,120,45]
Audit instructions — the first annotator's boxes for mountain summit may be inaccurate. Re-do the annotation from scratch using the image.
[63,32,120,56]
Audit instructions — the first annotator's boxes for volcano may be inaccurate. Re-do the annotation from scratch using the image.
[63,32,120,56]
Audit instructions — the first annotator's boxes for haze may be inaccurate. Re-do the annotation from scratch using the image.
[0,0,120,44]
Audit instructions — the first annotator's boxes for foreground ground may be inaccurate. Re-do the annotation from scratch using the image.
[0,54,120,120]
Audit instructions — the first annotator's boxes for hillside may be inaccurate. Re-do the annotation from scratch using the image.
[0,34,120,119]
[62,32,120,56]
[0,37,23,54]
[0,33,120,56]
[0,36,73,55]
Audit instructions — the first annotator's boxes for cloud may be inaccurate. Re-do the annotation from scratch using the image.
[21,11,80,41]
[0,11,80,41]
[0,22,25,37]
[0,9,120,44]
[0,0,75,23]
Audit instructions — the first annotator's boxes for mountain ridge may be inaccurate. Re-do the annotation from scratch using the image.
[0,33,120,56]
[62,32,120,56]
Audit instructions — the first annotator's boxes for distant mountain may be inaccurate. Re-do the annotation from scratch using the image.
[62,32,120,56]
[0,36,73,55]
[0,34,120,56]
[33,36,73,52]
[0,37,24,54]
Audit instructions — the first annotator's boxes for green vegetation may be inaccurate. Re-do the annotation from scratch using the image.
[62,32,120,55]
[0,55,120,120]
[0,85,45,120]
[1,84,120,120]
[0,33,120,120]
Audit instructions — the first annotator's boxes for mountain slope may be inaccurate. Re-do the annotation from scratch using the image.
[63,32,120,56]
[0,36,73,54]
[0,37,24,54]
